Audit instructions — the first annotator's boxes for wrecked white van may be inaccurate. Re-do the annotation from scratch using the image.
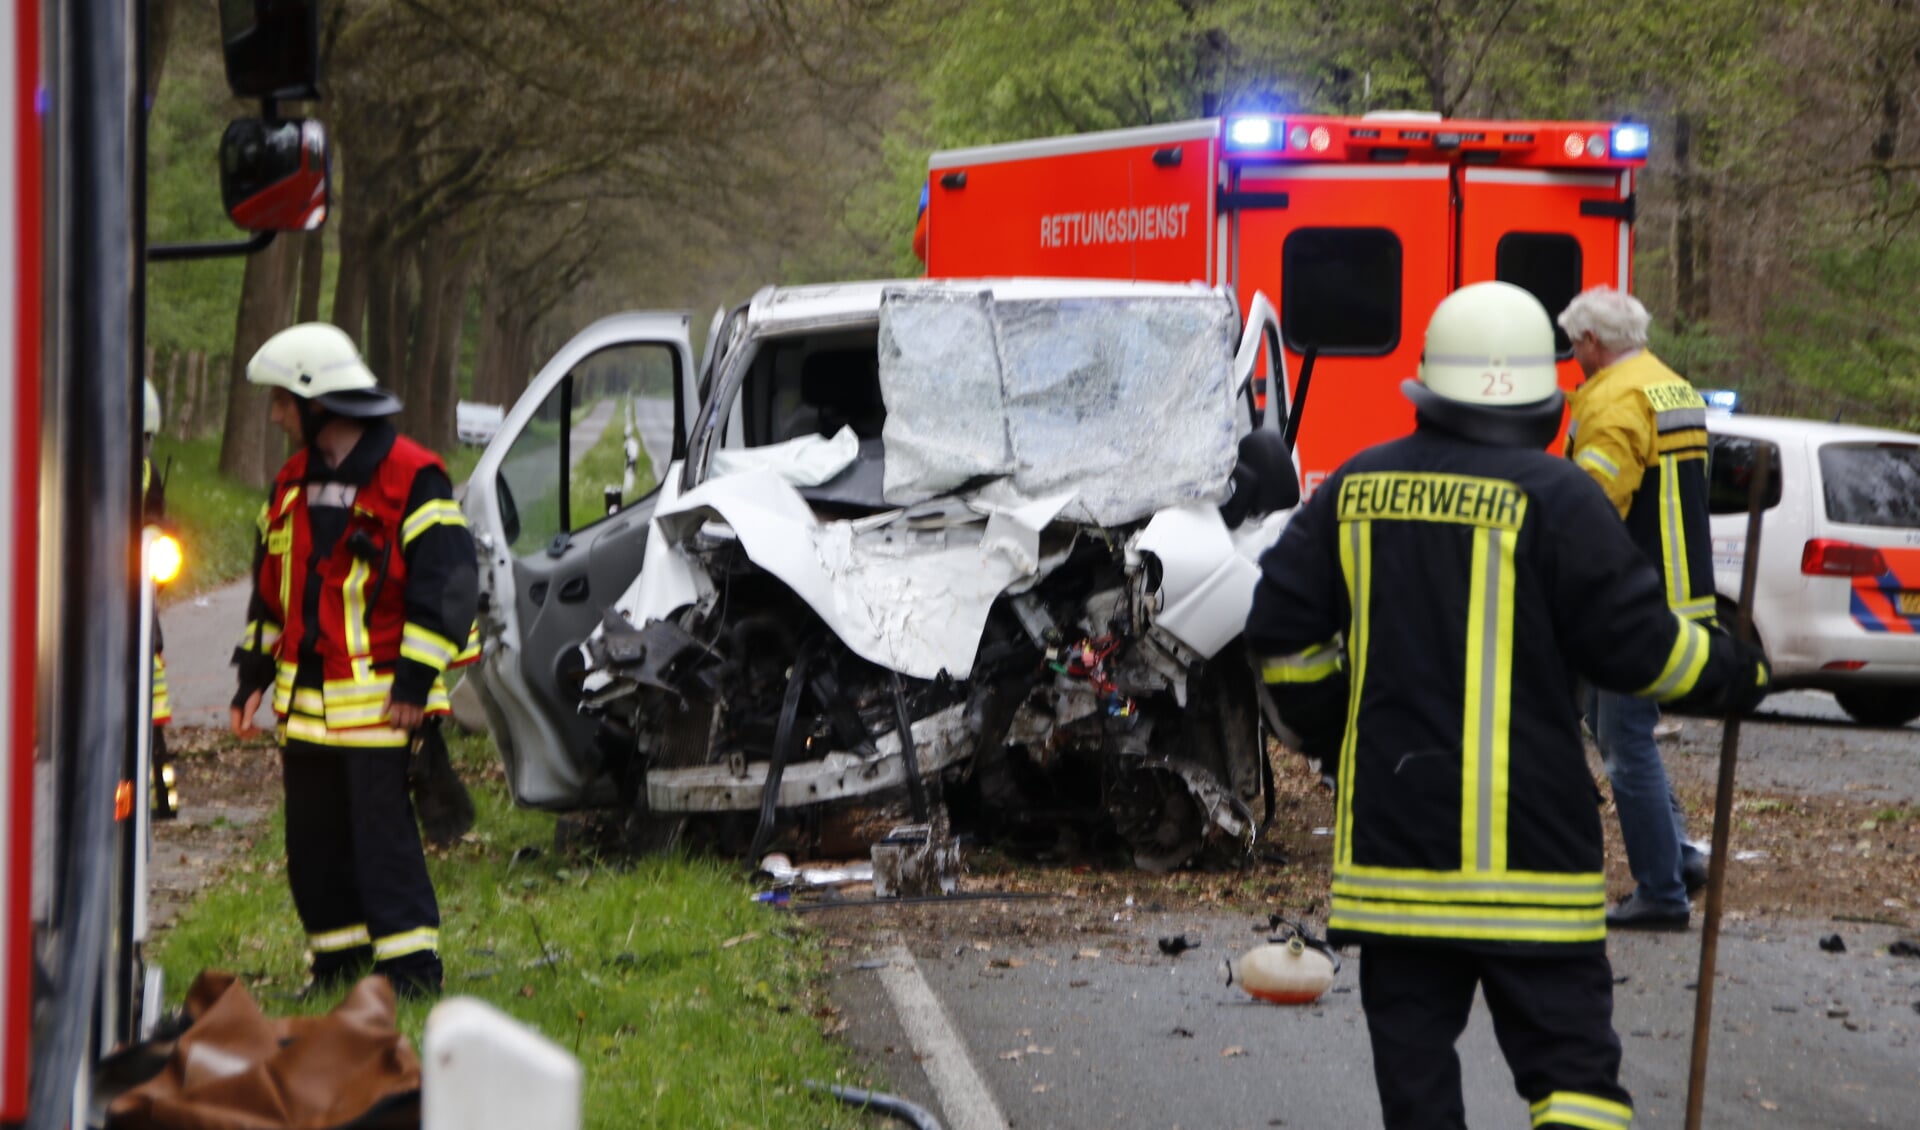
[461,279,1305,870]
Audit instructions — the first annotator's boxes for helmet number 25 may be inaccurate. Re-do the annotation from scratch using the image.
[1482,371,1515,397]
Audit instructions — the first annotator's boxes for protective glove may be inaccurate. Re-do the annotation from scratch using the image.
[1720,634,1771,716]
[408,719,476,846]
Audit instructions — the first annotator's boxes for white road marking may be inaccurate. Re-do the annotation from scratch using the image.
[876,942,1010,1130]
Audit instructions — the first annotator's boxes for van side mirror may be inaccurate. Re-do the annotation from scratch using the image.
[220,119,329,231]
[221,0,322,101]
[1220,430,1301,528]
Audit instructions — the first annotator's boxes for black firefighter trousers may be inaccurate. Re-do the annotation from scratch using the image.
[1359,943,1634,1130]
[282,739,443,997]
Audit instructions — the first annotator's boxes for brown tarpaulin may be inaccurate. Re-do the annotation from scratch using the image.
[107,971,421,1130]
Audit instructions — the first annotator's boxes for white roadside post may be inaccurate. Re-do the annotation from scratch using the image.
[422,998,582,1130]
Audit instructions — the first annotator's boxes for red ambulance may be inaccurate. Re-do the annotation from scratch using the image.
[919,111,1651,491]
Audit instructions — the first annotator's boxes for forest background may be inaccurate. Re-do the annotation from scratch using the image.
[145,0,1920,485]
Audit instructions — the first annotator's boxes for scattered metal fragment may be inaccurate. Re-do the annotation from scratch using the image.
[1887,939,1920,958]
[871,814,961,899]
[1819,934,1847,953]
[1170,1026,1194,1039]
[1158,934,1200,957]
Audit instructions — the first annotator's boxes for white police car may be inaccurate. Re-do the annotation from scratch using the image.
[1705,410,1920,726]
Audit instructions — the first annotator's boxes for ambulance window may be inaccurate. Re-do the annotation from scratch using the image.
[1281,228,1401,355]
[1495,233,1582,358]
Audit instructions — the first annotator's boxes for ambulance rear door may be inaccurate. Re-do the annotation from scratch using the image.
[1457,166,1636,396]
[926,121,1217,283]
[1231,163,1453,492]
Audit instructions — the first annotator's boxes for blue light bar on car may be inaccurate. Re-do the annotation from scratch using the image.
[1611,124,1651,158]
[1227,116,1278,149]
[1702,388,1740,413]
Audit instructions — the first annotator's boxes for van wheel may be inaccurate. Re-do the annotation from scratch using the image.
[1832,688,1920,728]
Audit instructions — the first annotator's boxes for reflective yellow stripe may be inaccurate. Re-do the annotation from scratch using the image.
[1261,640,1344,684]
[1658,453,1690,606]
[1531,1091,1633,1129]
[1639,615,1712,702]
[152,654,172,722]
[272,661,298,715]
[1333,865,1605,906]
[1328,896,1607,943]
[1574,448,1619,481]
[309,924,372,953]
[373,926,439,961]
[237,621,282,654]
[290,687,325,715]
[342,556,372,660]
[401,498,467,548]
[1458,525,1523,872]
[274,486,300,615]
[400,623,459,671]
[282,714,411,747]
[1336,518,1372,868]
[452,624,481,667]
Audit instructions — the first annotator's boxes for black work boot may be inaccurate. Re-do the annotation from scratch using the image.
[376,953,445,1001]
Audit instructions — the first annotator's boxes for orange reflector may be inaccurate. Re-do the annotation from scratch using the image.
[115,780,134,821]
[149,532,185,585]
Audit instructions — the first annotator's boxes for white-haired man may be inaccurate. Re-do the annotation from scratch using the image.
[1558,286,1715,931]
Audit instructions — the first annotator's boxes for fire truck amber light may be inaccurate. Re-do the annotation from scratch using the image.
[149,533,184,585]
[1800,538,1887,577]
[1228,117,1276,148]
[1611,124,1651,157]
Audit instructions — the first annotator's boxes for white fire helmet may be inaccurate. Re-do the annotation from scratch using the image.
[245,322,402,417]
[1413,281,1559,407]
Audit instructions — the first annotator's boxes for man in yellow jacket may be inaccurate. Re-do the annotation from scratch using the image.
[1558,287,1715,930]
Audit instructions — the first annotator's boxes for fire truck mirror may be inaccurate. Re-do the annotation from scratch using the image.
[219,0,322,101]
[220,118,330,232]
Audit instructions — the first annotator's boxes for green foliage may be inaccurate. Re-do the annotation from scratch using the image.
[151,732,870,1130]
[1760,225,1920,431]
[152,436,266,602]
[145,21,248,358]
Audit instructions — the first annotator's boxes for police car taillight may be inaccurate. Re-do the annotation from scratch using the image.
[1611,124,1651,158]
[1801,538,1887,577]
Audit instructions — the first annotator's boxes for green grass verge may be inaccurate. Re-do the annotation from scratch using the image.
[152,732,869,1129]
[443,443,483,489]
[151,436,266,604]
[568,398,658,529]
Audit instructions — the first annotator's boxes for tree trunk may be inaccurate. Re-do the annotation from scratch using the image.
[332,185,372,340]
[161,348,181,435]
[297,229,326,323]
[1672,113,1699,332]
[219,234,302,485]
[145,0,176,104]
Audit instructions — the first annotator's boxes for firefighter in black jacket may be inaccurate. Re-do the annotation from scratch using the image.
[1248,282,1768,1129]
[230,323,478,1000]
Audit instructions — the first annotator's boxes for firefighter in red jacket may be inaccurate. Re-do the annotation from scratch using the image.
[1248,283,1768,1128]
[229,323,477,999]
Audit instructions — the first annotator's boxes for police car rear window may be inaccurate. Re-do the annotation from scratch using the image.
[1281,227,1400,356]
[1819,442,1920,528]
[1495,233,1581,359]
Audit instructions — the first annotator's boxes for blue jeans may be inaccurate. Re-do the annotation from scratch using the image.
[1587,688,1689,910]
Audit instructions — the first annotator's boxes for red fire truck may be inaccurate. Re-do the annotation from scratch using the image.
[919,111,1651,490]
[3,3,326,1126]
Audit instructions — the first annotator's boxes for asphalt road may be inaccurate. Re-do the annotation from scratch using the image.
[821,702,1920,1130]
[827,907,1920,1129]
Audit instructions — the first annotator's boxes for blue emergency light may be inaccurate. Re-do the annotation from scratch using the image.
[1227,116,1279,149]
[1610,123,1651,158]
[1702,388,1740,413]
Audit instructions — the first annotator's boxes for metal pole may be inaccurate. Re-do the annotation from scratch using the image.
[1683,445,1771,1130]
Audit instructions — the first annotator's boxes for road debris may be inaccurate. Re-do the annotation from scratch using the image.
[1887,939,1920,958]
[1818,934,1846,953]
[1158,934,1200,957]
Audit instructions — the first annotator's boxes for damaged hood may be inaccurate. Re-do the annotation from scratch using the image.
[617,468,1071,679]
[594,287,1269,683]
